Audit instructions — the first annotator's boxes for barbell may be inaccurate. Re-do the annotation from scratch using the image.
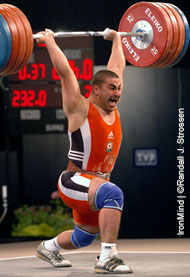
[0,2,189,76]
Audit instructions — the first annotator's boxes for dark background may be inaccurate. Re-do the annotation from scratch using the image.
[0,0,189,240]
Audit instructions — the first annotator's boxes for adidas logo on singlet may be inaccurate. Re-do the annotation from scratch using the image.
[108,131,114,140]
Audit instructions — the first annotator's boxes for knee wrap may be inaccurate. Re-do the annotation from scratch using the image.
[95,182,124,211]
[71,225,99,248]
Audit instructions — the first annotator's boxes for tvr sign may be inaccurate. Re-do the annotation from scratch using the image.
[134,148,158,167]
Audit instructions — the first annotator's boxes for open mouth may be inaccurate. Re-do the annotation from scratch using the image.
[109,98,119,107]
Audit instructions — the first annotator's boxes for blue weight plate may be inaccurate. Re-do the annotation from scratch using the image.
[0,14,7,70]
[0,13,12,71]
[168,4,190,67]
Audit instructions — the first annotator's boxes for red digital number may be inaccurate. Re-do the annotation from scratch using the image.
[18,64,46,80]
[30,64,46,80]
[81,59,93,80]
[12,90,47,107]
[31,64,38,80]
[20,90,28,107]
[12,90,20,107]
[39,64,46,79]
[18,66,27,80]
[27,90,35,106]
[38,90,46,107]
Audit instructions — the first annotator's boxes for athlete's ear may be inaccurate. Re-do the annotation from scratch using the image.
[92,84,101,96]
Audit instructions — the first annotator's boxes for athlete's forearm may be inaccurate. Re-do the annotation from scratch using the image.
[107,34,126,75]
[45,39,72,79]
[36,30,73,79]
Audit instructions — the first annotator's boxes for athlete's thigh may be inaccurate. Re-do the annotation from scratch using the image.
[58,171,92,212]
[75,222,100,234]
[58,171,101,226]
[88,177,108,211]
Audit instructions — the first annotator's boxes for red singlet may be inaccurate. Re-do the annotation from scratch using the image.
[68,102,122,173]
[58,103,122,226]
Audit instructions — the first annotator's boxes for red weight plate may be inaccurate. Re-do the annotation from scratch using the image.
[0,5,26,74]
[118,2,171,67]
[151,3,177,67]
[161,3,185,67]
[4,4,33,73]
[0,6,20,75]
[153,3,179,67]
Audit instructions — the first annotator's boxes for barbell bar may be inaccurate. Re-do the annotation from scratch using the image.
[0,2,189,75]
[33,29,146,39]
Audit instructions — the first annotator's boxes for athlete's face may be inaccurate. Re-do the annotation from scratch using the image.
[97,77,122,112]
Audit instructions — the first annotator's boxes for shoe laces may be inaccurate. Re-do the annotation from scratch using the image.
[102,256,125,271]
[55,252,67,261]
[44,250,63,263]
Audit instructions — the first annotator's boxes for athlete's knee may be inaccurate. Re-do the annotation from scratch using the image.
[71,225,99,248]
[94,182,124,211]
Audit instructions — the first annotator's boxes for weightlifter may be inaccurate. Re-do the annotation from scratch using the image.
[35,28,133,274]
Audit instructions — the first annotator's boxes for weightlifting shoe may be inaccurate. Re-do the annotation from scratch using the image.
[36,241,72,267]
[95,255,133,274]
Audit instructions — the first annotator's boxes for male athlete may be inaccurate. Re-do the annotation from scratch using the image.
[36,28,133,274]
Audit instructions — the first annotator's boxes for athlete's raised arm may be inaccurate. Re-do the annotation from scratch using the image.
[104,30,126,89]
[36,30,88,121]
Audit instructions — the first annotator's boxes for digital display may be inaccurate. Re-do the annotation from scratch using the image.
[12,89,47,107]
[6,37,94,135]
[17,59,93,82]
[10,83,92,108]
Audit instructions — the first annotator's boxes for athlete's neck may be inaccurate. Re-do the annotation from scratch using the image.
[89,98,115,115]
[89,101,116,125]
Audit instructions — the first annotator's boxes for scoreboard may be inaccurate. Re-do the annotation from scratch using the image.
[3,37,94,135]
